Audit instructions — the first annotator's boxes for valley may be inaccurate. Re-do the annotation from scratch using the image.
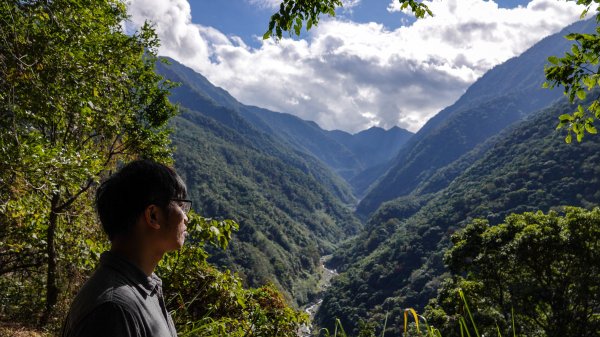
[156,17,600,336]
[2,2,599,336]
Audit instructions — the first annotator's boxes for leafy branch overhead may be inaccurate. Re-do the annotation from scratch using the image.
[545,19,600,143]
[263,0,432,39]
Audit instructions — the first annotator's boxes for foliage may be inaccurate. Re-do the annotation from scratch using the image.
[318,96,600,333]
[544,0,600,142]
[156,58,358,206]
[157,212,307,337]
[427,207,600,337]
[0,0,176,325]
[264,0,432,39]
[316,294,477,337]
[169,112,361,305]
[328,194,432,272]
[264,0,342,39]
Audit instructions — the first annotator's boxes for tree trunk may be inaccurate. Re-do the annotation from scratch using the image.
[41,193,60,325]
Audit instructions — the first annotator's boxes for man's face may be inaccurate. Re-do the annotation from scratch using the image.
[158,201,189,251]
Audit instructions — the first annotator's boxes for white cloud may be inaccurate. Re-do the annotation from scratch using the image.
[246,0,282,9]
[127,0,585,133]
[342,0,361,9]
[387,0,415,15]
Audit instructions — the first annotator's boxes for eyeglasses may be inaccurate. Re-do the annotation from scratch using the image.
[171,199,192,215]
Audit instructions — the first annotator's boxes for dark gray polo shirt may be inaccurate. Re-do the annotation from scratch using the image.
[61,251,177,337]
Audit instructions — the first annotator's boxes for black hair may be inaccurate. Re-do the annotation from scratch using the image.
[95,159,187,240]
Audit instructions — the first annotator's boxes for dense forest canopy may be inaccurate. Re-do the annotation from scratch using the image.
[428,207,600,337]
[317,84,600,335]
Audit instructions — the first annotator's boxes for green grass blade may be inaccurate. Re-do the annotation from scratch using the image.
[511,307,516,337]
[381,312,389,337]
[459,317,472,337]
[459,289,481,337]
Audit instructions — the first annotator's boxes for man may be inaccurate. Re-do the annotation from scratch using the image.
[61,160,192,337]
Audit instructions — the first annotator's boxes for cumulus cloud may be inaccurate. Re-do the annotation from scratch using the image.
[342,0,361,9]
[246,0,281,9]
[127,0,584,133]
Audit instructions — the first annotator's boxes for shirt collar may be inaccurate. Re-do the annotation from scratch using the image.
[100,251,161,297]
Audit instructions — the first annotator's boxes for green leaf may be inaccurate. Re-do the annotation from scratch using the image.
[585,122,597,134]
[576,105,585,118]
[548,56,560,64]
[559,113,574,122]
[573,121,582,135]
[576,89,586,100]
[581,33,595,40]
[565,132,573,144]
[583,76,595,90]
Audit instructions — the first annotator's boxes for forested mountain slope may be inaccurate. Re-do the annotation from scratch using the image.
[357,19,596,217]
[157,59,413,196]
[157,60,356,203]
[240,105,364,181]
[242,108,413,195]
[156,63,363,304]
[317,96,600,332]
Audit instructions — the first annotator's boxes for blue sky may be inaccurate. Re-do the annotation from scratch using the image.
[127,0,585,133]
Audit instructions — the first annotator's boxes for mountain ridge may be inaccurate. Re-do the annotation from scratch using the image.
[157,57,414,197]
[318,93,600,334]
[357,19,597,217]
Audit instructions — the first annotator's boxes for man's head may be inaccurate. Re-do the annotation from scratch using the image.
[96,160,188,241]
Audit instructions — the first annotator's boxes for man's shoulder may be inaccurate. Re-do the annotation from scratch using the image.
[62,301,141,337]
[64,265,144,325]
[61,252,171,337]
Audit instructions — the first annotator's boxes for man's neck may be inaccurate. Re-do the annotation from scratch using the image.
[110,238,163,276]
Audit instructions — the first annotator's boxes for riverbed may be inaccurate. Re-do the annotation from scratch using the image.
[298,256,338,336]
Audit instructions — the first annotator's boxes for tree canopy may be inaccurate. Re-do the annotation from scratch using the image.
[427,207,600,337]
[0,0,176,323]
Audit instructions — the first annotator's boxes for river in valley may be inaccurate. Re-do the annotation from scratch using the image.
[299,256,338,336]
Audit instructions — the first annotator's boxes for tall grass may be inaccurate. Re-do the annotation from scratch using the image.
[322,289,513,337]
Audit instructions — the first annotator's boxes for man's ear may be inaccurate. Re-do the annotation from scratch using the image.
[143,204,161,230]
